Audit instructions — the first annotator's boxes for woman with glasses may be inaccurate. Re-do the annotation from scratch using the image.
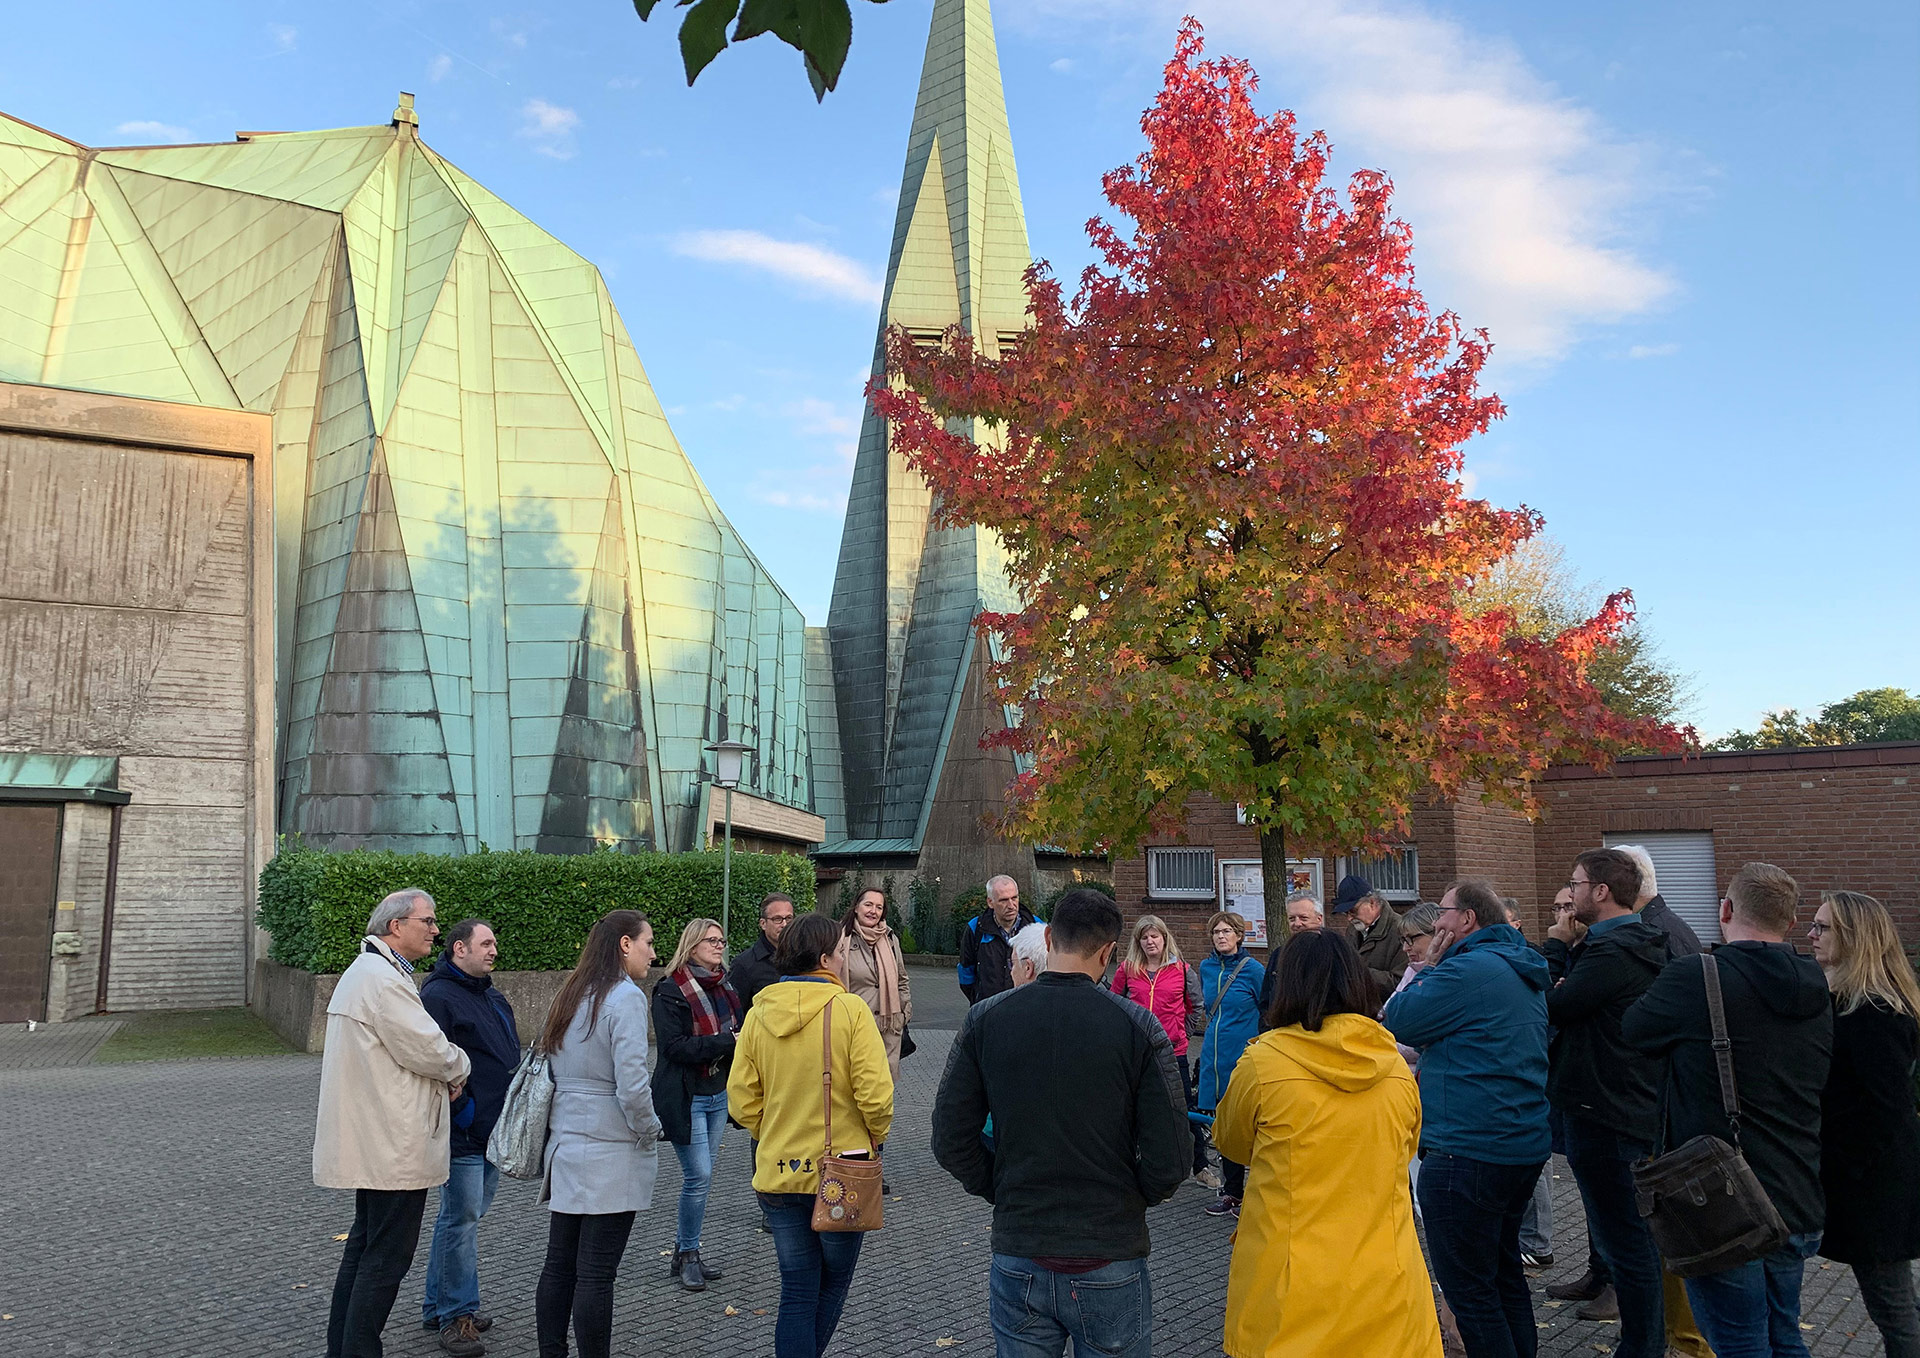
[652,917,743,1292]
[1809,891,1920,1357]
[1197,911,1267,1220]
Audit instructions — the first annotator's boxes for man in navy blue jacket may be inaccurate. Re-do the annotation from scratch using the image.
[1384,878,1551,1358]
[419,919,521,1355]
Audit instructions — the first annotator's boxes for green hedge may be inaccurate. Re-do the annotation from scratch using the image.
[257,843,817,974]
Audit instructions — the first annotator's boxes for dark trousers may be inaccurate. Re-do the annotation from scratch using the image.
[1219,1153,1246,1200]
[1177,1056,1209,1175]
[1856,1260,1920,1358]
[1563,1115,1664,1358]
[536,1210,635,1358]
[1418,1152,1544,1358]
[327,1187,428,1358]
[760,1191,865,1358]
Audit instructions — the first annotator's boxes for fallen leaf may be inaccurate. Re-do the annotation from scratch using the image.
[724,1306,740,1317]
[1800,1324,1814,1331]
[2,1315,13,1321]
[1591,1347,1612,1354]
[935,1340,958,1349]
[1544,1301,1563,1309]
[752,1309,769,1316]
[890,1195,902,1201]
[659,1249,673,1257]
[332,1233,349,1242]
[291,1284,307,1290]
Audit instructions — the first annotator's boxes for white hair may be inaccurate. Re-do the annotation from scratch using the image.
[1286,891,1323,916]
[1009,921,1049,974]
[367,888,433,937]
[1611,845,1658,905]
[985,874,1019,897]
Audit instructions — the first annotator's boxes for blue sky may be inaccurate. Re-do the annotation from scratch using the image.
[5,0,1915,740]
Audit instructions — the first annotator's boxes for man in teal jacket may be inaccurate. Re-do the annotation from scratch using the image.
[1384,879,1551,1358]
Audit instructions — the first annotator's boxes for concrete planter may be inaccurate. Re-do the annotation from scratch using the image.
[251,958,661,1054]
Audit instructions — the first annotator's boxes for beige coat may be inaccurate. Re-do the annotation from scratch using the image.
[838,929,912,1081]
[313,937,472,1191]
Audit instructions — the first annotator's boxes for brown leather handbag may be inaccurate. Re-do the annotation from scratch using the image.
[1631,953,1789,1277]
[810,996,884,1233]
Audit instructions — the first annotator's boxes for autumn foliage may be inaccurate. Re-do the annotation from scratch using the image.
[868,21,1683,927]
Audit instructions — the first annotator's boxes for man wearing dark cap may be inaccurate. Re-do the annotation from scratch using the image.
[1339,877,1409,992]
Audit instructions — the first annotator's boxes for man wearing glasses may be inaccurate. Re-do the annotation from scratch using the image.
[315,889,472,1358]
[1542,851,1671,1358]
[731,892,796,1011]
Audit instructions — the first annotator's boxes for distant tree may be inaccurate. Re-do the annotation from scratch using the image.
[632,0,882,99]
[1464,537,1695,729]
[870,23,1684,942]
[1711,688,1920,750]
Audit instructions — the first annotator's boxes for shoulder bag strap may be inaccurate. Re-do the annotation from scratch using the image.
[1701,953,1743,1142]
[820,994,835,1158]
[1206,958,1251,1028]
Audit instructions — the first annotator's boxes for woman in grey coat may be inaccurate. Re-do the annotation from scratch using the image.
[535,910,662,1358]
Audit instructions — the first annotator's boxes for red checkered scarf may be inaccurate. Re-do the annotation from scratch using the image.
[672,964,742,1075]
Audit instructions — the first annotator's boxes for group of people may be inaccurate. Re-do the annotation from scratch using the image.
[309,856,1920,1358]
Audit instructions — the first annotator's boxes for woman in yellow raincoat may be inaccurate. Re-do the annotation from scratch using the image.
[1213,929,1441,1358]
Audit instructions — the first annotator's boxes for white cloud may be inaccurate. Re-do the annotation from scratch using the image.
[268,23,298,52]
[1020,0,1675,366]
[672,229,883,306]
[1627,342,1679,359]
[114,120,193,143]
[1051,57,1076,73]
[518,98,580,159]
[787,396,861,439]
[429,54,454,82]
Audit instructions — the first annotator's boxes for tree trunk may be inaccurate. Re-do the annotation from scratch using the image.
[1258,819,1288,958]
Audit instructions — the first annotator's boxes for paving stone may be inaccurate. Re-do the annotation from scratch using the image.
[0,1018,123,1071]
[0,1028,1890,1356]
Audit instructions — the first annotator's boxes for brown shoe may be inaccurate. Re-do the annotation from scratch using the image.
[1577,1285,1620,1321]
[439,1314,485,1357]
[1547,1268,1606,1302]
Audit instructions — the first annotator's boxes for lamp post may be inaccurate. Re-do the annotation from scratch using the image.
[706,738,752,960]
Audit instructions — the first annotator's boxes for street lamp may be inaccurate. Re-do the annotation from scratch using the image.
[706,738,752,960]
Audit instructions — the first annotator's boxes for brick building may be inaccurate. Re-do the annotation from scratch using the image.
[1112,742,1920,960]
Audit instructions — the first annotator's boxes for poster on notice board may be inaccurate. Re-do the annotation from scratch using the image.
[1218,859,1324,948]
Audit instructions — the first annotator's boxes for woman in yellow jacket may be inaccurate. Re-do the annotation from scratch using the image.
[1213,929,1441,1358]
[728,912,894,1358]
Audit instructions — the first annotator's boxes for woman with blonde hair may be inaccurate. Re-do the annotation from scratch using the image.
[1810,890,1920,1357]
[651,916,742,1292]
[536,910,660,1358]
[837,886,912,1080]
[1111,914,1207,1182]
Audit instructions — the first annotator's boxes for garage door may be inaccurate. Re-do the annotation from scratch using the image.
[0,804,60,1023]
[1605,830,1719,944]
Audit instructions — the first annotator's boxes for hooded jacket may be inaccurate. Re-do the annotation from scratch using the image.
[1622,942,1833,1235]
[1382,923,1550,1165]
[931,971,1193,1261]
[419,954,522,1160]
[1212,1014,1440,1358]
[1543,915,1669,1139]
[727,976,894,1195]
[1197,949,1266,1109]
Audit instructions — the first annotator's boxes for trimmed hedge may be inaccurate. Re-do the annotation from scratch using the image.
[257,843,817,974]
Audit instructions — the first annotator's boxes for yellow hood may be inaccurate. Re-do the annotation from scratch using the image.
[752,976,844,1037]
[1261,1012,1408,1092]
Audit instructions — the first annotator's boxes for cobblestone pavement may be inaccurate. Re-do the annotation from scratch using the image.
[0,1018,123,1070]
[0,1028,1892,1357]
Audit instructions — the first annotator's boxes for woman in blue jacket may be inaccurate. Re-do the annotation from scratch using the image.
[1197,910,1267,1217]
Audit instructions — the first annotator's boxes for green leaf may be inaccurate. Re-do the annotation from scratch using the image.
[679,0,742,84]
[633,0,665,17]
[796,0,853,92]
[735,0,801,43]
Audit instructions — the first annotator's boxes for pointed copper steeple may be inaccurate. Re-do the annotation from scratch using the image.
[822,0,1032,845]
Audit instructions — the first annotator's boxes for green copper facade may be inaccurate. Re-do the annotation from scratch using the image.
[0,102,810,854]
[822,0,1032,849]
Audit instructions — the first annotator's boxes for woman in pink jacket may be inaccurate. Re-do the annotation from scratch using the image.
[1111,913,1211,1184]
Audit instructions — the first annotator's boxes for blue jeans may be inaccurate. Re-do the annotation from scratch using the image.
[759,1192,866,1358]
[1519,1159,1553,1256]
[1683,1232,1821,1358]
[1563,1116,1664,1358]
[1418,1153,1544,1358]
[673,1091,730,1251]
[989,1255,1153,1358]
[421,1154,499,1325]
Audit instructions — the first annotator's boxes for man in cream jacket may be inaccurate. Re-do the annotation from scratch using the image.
[315,889,472,1358]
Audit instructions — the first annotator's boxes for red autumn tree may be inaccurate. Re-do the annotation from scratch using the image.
[869,20,1685,941]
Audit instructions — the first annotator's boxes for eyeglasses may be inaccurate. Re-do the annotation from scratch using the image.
[406,914,439,928]
[1807,922,1832,939]
[1565,878,1589,891]
[701,934,725,946]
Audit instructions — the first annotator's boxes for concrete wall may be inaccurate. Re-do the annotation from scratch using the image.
[0,382,275,1017]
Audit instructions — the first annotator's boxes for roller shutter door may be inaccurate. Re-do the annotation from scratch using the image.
[1605,831,1719,944]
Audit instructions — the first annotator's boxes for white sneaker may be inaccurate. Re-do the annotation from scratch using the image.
[1193,1167,1223,1191]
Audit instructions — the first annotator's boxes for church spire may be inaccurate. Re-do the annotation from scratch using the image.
[824,0,1031,843]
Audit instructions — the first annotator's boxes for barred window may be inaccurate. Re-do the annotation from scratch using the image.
[1350,848,1419,903]
[1147,846,1216,899]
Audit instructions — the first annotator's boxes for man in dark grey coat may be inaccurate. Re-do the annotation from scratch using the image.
[1612,844,1705,960]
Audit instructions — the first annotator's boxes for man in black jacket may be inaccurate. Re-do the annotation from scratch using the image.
[731,892,794,1010]
[957,875,1037,1004]
[1612,843,1706,960]
[1544,849,1669,1358]
[419,920,521,1356]
[1623,862,1833,1356]
[933,889,1191,1358]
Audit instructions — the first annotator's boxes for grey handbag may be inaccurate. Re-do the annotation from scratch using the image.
[1631,954,1790,1277]
[486,1047,555,1180]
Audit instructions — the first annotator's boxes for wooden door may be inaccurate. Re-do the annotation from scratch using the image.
[0,804,60,1023]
